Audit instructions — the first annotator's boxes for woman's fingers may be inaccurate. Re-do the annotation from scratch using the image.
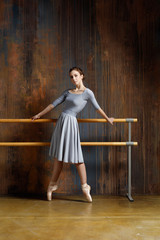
[111,117,114,125]
[108,117,114,125]
[31,115,40,121]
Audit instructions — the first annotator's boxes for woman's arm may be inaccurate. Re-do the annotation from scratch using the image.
[31,89,68,121]
[96,107,114,125]
[31,104,54,121]
[87,89,114,125]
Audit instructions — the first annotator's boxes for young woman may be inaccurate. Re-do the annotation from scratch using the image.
[31,67,114,202]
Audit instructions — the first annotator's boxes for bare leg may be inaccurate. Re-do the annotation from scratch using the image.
[75,162,92,203]
[47,158,63,201]
[75,163,87,185]
[50,158,63,183]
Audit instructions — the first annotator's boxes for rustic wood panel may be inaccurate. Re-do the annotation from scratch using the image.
[0,0,159,196]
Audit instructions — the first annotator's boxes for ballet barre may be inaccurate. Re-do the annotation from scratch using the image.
[0,118,138,202]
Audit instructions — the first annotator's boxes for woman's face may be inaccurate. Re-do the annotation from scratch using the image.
[69,70,83,86]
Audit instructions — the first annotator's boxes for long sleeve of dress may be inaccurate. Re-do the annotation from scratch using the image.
[51,89,68,108]
[87,89,101,110]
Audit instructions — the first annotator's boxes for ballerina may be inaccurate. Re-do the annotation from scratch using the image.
[31,67,114,202]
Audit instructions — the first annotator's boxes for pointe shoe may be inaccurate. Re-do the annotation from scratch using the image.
[81,183,92,203]
[47,182,58,201]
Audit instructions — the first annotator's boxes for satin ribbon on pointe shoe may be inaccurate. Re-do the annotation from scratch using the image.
[81,183,92,203]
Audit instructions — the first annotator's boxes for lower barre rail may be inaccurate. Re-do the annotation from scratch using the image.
[0,142,138,146]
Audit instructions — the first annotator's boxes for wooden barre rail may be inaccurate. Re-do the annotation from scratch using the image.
[0,142,138,146]
[0,118,138,123]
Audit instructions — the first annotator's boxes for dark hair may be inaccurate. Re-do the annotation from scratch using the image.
[69,67,85,80]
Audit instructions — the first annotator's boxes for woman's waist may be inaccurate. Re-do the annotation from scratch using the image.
[61,110,77,118]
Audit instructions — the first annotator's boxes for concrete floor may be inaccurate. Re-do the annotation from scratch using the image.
[0,195,160,240]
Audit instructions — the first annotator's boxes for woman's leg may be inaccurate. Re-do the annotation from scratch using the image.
[75,163,87,185]
[50,158,63,183]
[75,163,92,203]
[47,158,63,201]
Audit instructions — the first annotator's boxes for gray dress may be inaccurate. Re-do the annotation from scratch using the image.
[49,87,100,164]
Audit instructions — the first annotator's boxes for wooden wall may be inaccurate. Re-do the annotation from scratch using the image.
[0,0,159,196]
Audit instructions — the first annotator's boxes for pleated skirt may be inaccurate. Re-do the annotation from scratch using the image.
[49,112,84,164]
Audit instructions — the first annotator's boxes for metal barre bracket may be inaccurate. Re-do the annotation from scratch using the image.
[126,118,136,122]
[126,142,136,146]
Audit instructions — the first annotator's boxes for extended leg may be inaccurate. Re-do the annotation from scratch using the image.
[47,158,63,201]
[50,158,63,183]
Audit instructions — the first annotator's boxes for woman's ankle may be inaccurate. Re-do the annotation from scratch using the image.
[81,183,88,189]
[49,180,57,186]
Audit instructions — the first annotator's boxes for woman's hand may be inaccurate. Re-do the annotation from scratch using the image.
[31,114,41,121]
[96,109,114,126]
[107,117,114,125]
